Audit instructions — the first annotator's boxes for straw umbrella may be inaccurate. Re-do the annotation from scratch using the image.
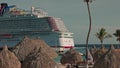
[22,48,57,68]
[60,48,83,65]
[93,45,120,68]
[0,46,21,68]
[93,45,107,62]
[12,36,58,61]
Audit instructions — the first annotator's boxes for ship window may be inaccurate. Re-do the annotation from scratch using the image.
[64,34,68,35]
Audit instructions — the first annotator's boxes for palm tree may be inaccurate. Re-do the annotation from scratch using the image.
[84,0,94,68]
[113,29,120,43]
[95,28,112,45]
[84,0,93,45]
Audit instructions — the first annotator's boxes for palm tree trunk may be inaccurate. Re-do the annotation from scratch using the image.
[86,2,92,68]
[101,40,103,45]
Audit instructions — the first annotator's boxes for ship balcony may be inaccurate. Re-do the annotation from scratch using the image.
[58,35,73,38]
[58,33,73,37]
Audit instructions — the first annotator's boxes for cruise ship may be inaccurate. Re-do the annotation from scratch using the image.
[0,3,74,48]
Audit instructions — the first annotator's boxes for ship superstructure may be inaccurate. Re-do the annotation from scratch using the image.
[0,3,74,48]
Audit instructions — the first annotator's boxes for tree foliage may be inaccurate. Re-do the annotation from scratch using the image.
[84,0,95,3]
[113,29,120,42]
[95,28,112,44]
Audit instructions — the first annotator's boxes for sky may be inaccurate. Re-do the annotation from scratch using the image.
[0,0,120,44]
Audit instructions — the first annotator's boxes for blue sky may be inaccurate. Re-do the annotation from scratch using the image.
[1,0,120,44]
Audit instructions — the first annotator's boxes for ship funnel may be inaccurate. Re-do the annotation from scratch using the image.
[0,3,15,16]
[0,3,8,15]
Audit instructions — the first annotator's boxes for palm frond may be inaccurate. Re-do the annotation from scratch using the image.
[117,37,120,42]
[104,34,112,39]
[113,29,120,37]
[84,0,95,3]
[95,28,112,44]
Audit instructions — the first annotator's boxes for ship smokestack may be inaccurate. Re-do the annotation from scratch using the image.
[0,3,8,15]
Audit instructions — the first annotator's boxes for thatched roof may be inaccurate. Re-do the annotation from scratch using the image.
[60,48,83,65]
[12,36,58,61]
[0,46,21,68]
[22,48,57,68]
[93,45,120,68]
[93,45,107,62]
